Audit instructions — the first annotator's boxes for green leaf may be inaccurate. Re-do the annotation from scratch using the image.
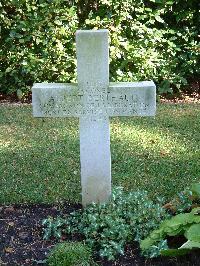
[179,240,200,249]
[160,249,189,256]
[5,67,12,73]
[54,20,62,26]
[185,224,200,242]
[17,89,23,100]
[191,207,200,215]
[155,15,164,23]
[158,80,171,94]
[191,183,200,198]
[141,209,200,251]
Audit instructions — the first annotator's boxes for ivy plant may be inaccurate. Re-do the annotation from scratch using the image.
[43,187,169,261]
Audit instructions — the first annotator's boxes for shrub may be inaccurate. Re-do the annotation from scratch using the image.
[43,187,170,260]
[0,1,78,96]
[47,241,94,266]
[0,0,199,97]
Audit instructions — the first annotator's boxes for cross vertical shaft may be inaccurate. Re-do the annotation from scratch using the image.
[32,29,156,207]
[76,30,111,206]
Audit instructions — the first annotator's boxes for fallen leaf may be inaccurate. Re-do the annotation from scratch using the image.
[8,222,14,227]
[160,150,169,157]
[5,247,14,253]
[4,207,15,213]
[19,232,29,239]
[163,202,176,213]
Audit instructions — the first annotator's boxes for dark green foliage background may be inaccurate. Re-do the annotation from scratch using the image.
[0,0,199,96]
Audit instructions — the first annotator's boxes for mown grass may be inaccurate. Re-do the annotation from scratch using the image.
[0,103,199,204]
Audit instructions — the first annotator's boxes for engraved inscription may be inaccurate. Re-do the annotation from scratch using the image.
[33,82,156,118]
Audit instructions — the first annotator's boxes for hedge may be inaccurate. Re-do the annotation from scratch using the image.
[0,0,199,98]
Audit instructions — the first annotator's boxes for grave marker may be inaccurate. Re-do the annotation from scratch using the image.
[32,30,156,206]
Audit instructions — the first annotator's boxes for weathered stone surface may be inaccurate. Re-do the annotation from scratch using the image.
[108,81,156,116]
[32,29,156,206]
[32,81,156,118]
[76,30,111,206]
[32,83,80,117]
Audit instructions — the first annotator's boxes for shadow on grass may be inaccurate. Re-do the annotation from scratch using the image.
[0,104,199,204]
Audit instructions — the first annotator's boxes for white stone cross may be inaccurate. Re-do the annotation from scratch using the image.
[32,30,156,206]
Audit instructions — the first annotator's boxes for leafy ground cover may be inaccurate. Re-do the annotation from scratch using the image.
[0,103,200,204]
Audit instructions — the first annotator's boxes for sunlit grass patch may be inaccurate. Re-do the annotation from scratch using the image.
[0,103,199,204]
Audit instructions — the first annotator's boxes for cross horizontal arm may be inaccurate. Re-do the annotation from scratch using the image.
[32,83,80,117]
[32,81,156,118]
[108,81,156,116]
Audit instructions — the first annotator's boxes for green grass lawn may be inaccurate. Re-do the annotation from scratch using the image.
[0,103,199,204]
